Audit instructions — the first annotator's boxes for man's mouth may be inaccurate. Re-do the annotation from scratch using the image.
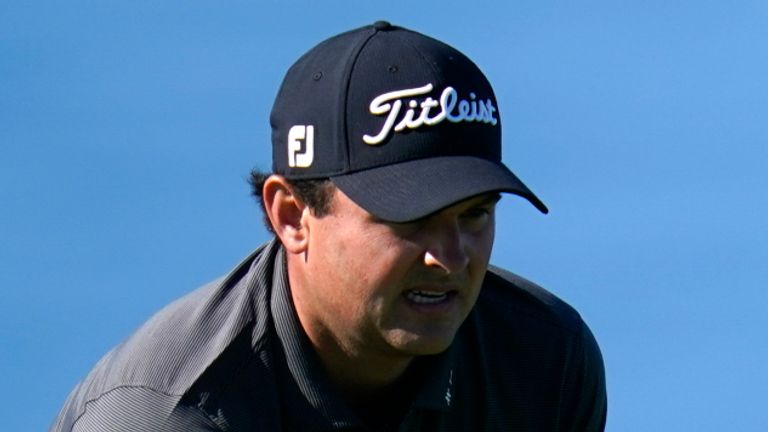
[404,289,455,304]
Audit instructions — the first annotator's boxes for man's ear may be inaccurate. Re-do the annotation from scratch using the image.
[262,175,309,254]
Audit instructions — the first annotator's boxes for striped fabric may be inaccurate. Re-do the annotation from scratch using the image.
[51,238,606,431]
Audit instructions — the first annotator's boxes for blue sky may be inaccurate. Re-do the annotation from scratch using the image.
[2,1,767,430]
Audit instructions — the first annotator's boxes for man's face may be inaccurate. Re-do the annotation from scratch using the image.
[290,188,498,360]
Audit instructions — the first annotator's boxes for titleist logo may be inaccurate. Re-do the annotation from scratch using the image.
[362,84,498,145]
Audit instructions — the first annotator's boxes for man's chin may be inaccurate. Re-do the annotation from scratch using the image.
[384,329,458,357]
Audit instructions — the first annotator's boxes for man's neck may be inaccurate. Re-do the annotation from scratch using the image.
[313,343,419,429]
[296,309,413,399]
[295,302,417,429]
[286,256,414,403]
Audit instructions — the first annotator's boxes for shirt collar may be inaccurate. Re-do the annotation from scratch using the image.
[270,247,361,430]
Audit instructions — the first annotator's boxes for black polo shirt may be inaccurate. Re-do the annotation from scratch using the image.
[51,238,606,431]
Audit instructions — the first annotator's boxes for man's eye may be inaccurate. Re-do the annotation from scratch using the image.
[461,207,493,221]
[464,209,487,218]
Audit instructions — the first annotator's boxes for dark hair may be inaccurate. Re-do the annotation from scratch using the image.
[248,169,336,233]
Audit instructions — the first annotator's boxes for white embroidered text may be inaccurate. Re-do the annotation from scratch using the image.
[362,84,498,145]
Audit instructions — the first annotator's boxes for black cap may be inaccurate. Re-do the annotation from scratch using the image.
[270,21,548,222]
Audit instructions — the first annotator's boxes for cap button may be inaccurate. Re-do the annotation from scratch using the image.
[373,20,392,31]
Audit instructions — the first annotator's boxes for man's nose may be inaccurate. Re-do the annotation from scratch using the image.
[422,221,470,274]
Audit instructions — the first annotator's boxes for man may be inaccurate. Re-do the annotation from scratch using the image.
[52,21,606,431]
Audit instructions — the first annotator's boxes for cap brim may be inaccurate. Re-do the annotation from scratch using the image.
[330,156,548,222]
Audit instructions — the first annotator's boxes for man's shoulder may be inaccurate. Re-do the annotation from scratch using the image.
[94,251,270,394]
[52,241,281,431]
[464,266,606,430]
[479,265,584,334]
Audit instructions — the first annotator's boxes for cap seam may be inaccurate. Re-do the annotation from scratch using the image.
[392,30,446,88]
[340,26,381,175]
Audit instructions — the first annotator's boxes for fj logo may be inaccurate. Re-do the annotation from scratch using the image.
[288,125,314,168]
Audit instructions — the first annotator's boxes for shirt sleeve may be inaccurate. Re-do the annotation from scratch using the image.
[559,319,608,432]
